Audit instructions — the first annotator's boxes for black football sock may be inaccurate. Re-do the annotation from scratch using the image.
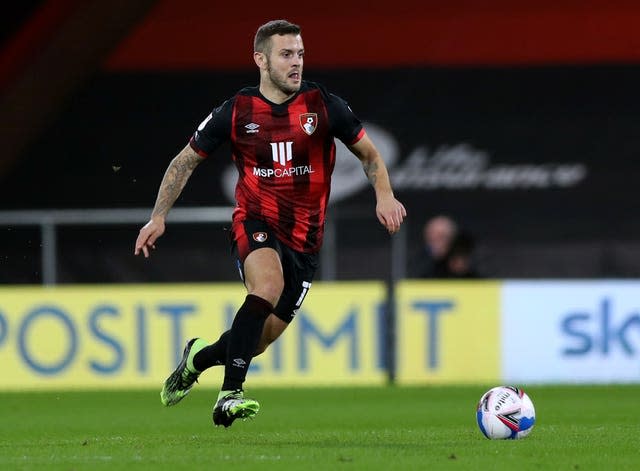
[192,330,231,371]
[221,294,272,392]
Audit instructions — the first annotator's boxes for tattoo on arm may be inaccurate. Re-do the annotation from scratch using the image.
[151,147,202,218]
[362,160,378,187]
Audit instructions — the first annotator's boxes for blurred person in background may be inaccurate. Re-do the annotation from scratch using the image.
[410,215,480,278]
[134,19,406,427]
[441,229,480,278]
[410,215,458,278]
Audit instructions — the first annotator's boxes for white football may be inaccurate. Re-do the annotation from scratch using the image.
[476,386,536,439]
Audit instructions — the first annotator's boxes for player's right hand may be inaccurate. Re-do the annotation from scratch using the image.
[134,217,166,258]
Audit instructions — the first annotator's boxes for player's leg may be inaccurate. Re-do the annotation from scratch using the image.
[254,314,288,355]
[160,279,286,407]
[212,244,317,427]
[160,219,278,408]
[213,246,283,427]
[190,311,287,373]
[253,246,319,353]
[211,244,318,365]
[221,246,283,390]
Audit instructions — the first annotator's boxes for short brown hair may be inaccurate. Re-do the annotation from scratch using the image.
[254,19,301,54]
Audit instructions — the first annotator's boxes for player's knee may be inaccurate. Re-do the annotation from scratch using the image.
[251,279,284,307]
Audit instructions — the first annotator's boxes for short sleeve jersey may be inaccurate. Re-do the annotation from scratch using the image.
[190,81,365,253]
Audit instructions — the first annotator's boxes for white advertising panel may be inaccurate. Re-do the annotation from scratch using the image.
[502,281,640,383]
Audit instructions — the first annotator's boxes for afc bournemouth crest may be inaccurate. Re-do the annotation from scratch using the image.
[252,232,268,243]
[299,113,318,135]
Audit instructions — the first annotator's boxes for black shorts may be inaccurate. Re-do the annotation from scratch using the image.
[231,219,319,323]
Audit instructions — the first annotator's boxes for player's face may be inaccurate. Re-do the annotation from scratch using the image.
[265,34,304,95]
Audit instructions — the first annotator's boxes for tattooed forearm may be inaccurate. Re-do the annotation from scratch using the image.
[151,147,202,218]
[362,160,378,187]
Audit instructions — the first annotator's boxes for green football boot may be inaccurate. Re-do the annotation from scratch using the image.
[160,338,208,406]
[212,390,260,427]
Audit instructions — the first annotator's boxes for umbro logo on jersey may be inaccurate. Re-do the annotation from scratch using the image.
[245,122,260,134]
[300,113,318,135]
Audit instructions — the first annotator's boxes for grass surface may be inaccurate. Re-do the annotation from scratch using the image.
[1,385,639,470]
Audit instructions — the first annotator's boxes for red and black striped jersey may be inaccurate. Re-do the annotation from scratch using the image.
[189,81,364,253]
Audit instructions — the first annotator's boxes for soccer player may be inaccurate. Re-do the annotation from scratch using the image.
[134,19,406,427]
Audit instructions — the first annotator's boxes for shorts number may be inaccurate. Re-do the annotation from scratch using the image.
[295,281,312,308]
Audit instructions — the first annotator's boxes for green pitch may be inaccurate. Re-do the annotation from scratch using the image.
[1,385,639,470]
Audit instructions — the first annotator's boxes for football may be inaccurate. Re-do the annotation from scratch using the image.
[476,386,536,439]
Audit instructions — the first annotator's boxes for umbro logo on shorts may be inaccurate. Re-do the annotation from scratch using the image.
[252,232,268,243]
[232,358,247,368]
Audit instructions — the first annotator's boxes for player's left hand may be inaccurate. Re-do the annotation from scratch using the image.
[376,194,407,234]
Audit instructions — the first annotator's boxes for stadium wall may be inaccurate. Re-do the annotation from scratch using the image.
[4,1,640,283]
[4,66,640,281]
[2,280,639,390]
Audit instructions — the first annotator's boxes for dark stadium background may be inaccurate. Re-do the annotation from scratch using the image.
[2,0,640,283]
